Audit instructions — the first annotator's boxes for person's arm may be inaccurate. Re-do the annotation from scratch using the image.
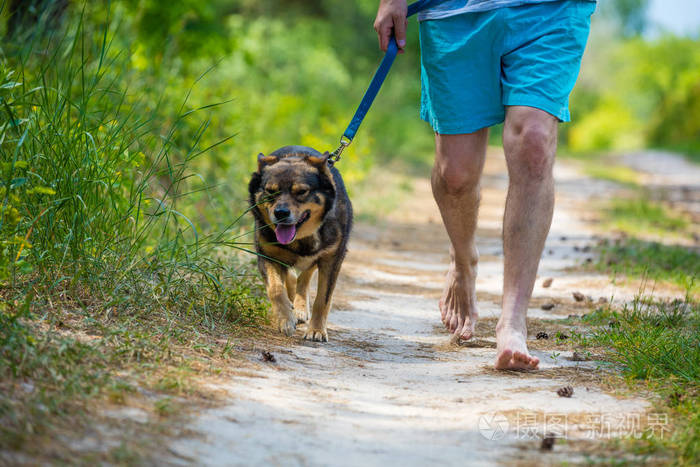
[373,0,408,54]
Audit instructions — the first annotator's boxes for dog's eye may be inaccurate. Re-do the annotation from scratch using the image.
[264,188,278,197]
[294,189,309,198]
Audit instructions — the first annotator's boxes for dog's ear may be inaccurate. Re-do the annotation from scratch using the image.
[306,151,329,168]
[307,152,335,188]
[308,151,336,197]
[257,153,279,172]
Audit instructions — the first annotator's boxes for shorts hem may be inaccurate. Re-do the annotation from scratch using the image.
[420,110,505,134]
[503,94,571,122]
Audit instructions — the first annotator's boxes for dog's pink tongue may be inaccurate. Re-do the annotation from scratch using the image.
[275,224,296,244]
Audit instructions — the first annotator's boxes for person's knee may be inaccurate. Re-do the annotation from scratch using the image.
[433,133,486,195]
[504,119,556,183]
[433,156,481,195]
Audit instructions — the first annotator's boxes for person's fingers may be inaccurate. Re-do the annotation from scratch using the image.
[373,19,382,49]
[374,20,390,52]
[393,14,407,50]
[380,25,390,51]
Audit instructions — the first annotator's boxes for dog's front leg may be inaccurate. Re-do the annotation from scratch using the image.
[304,257,341,342]
[293,265,316,323]
[264,261,296,336]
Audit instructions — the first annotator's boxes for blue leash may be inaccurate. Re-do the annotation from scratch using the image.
[328,0,447,165]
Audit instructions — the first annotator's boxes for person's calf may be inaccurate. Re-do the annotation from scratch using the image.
[431,132,487,340]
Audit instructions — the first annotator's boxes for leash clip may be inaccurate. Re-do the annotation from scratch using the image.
[328,136,351,166]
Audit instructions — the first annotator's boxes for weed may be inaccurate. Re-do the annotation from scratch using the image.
[0,3,267,460]
[606,198,690,235]
[576,297,700,464]
[596,238,699,294]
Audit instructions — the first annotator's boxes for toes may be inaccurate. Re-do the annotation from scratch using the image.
[294,309,310,324]
[495,349,513,369]
[497,350,539,370]
[513,351,528,363]
[514,351,539,368]
[449,314,460,332]
[277,317,296,336]
[303,329,328,342]
[460,324,474,340]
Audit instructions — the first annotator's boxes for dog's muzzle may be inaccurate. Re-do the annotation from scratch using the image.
[273,210,310,244]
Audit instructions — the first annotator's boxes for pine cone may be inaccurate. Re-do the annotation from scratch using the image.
[261,350,276,362]
[557,385,574,398]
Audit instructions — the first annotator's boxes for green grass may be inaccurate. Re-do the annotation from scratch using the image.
[605,198,690,236]
[0,5,270,461]
[596,238,699,294]
[557,149,643,187]
[578,298,700,465]
[584,164,642,187]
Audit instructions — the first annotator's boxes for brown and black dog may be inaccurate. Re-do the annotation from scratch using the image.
[248,146,353,341]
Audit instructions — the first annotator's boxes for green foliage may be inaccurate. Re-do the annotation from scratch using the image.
[0,2,271,454]
[581,298,700,464]
[606,198,689,233]
[586,298,699,382]
[120,0,233,65]
[568,32,700,158]
[597,238,699,294]
[582,164,641,187]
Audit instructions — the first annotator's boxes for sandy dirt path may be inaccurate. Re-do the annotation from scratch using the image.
[168,150,677,466]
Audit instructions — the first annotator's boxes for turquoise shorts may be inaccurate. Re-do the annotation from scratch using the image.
[419,0,596,134]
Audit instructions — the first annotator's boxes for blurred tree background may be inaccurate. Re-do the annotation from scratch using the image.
[3,0,697,195]
[1,0,697,286]
[566,0,700,158]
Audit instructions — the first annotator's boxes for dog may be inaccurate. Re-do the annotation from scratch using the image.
[248,145,353,341]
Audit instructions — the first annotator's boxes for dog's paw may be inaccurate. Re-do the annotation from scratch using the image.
[303,327,328,342]
[276,316,296,337]
[294,307,310,324]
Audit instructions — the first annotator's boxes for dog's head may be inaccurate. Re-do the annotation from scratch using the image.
[249,146,336,245]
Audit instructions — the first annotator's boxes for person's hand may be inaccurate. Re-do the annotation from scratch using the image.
[373,0,408,54]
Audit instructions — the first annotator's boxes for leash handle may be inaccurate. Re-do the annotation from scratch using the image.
[330,0,446,165]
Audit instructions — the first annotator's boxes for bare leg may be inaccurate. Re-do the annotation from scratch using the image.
[495,106,557,370]
[431,130,488,339]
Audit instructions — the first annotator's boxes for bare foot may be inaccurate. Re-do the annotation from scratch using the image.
[439,264,478,340]
[495,325,539,370]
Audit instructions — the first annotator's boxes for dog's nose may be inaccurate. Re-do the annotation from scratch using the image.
[273,206,291,221]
